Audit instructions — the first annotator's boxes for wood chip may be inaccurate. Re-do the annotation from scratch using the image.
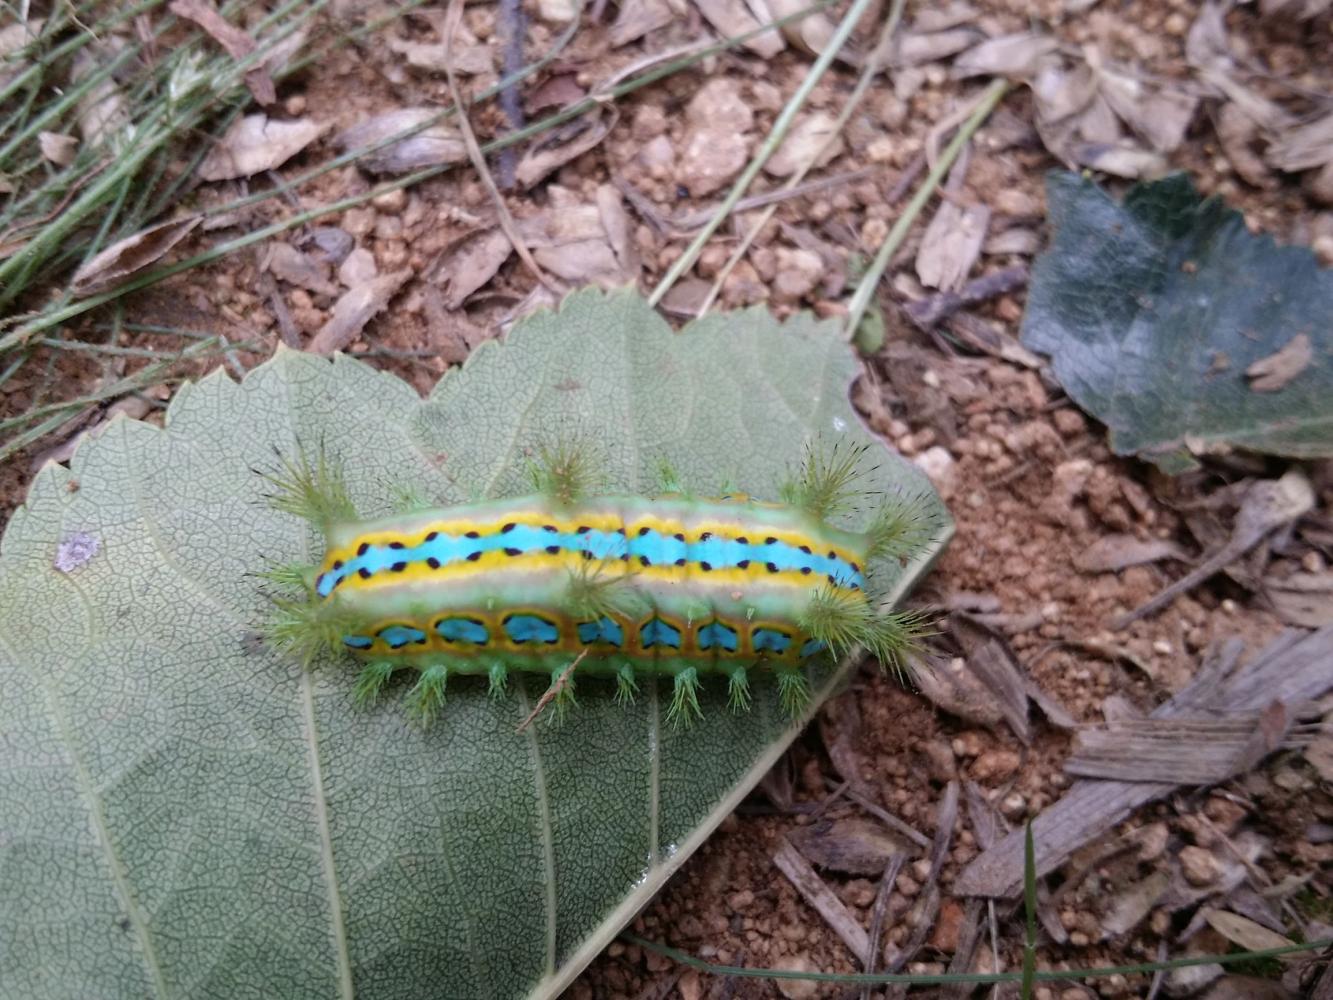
[954,626,1333,898]
[786,818,915,876]
[904,264,1027,329]
[1064,708,1309,784]
[772,838,870,959]
[307,269,410,354]
[71,215,201,297]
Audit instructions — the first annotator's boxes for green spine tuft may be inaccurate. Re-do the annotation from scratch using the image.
[666,668,703,728]
[407,664,449,725]
[487,662,509,699]
[528,439,600,508]
[263,594,359,668]
[389,482,436,515]
[255,561,318,594]
[864,490,944,563]
[780,441,870,521]
[547,665,578,724]
[652,457,688,498]
[800,586,929,671]
[259,445,358,530]
[776,668,811,718]
[353,660,396,706]
[726,665,752,713]
[614,663,639,706]
[565,561,645,621]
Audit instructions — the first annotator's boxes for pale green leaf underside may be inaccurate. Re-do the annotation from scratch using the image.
[0,288,950,999]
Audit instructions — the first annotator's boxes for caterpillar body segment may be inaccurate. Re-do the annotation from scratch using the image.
[261,447,941,726]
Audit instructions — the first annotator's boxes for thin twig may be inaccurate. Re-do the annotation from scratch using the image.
[496,0,526,188]
[515,650,587,732]
[442,0,557,294]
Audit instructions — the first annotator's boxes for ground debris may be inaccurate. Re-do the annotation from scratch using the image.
[955,626,1333,898]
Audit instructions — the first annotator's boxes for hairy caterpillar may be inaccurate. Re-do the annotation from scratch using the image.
[260,443,941,726]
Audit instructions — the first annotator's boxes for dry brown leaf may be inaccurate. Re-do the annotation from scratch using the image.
[526,74,586,114]
[1307,720,1333,782]
[763,0,843,58]
[169,0,275,105]
[764,112,843,178]
[1260,0,1333,17]
[1088,57,1197,153]
[338,247,378,288]
[334,108,466,175]
[0,18,44,63]
[308,269,411,354]
[70,48,128,144]
[893,28,980,67]
[1266,112,1333,173]
[199,114,325,181]
[1308,160,1333,205]
[537,0,578,22]
[1266,571,1333,627]
[515,112,614,189]
[71,215,202,297]
[916,201,990,292]
[913,2,979,32]
[264,242,339,297]
[1217,103,1275,188]
[523,202,624,286]
[38,131,77,166]
[435,228,513,309]
[1074,140,1168,179]
[1201,908,1296,956]
[1031,61,1098,127]
[595,183,639,280]
[1245,333,1312,392]
[386,34,493,75]
[1100,871,1169,938]
[983,227,1040,255]
[692,0,785,58]
[952,32,1059,79]
[1075,534,1191,573]
[609,0,674,47]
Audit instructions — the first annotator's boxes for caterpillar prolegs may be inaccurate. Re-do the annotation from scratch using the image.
[259,444,942,726]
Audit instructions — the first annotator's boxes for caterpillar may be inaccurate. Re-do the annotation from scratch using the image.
[259,443,941,726]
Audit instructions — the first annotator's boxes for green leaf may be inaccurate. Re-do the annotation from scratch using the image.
[1021,172,1333,471]
[0,288,950,999]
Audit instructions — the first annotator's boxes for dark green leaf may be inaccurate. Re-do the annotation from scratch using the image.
[1022,172,1333,471]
